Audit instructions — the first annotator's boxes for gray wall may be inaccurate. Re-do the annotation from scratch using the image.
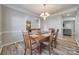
[1,6,39,45]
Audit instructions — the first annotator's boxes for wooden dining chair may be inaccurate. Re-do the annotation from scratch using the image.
[53,29,59,48]
[42,29,55,55]
[23,31,39,55]
[49,28,55,33]
[49,32,55,54]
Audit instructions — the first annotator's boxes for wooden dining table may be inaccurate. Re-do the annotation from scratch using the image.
[30,32,51,54]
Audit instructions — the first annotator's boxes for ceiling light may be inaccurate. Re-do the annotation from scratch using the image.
[40,4,50,20]
[67,14,70,16]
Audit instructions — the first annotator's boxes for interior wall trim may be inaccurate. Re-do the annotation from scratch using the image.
[51,7,77,16]
[2,5,39,18]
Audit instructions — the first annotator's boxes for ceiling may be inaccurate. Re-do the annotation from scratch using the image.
[4,4,78,17]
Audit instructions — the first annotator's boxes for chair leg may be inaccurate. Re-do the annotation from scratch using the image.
[30,49,32,55]
[49,47,51,55]
[38,43,41,54]
[51,41,53,50]
[49,44,52,55]
[54,40,57,48]
[24,49,26,55]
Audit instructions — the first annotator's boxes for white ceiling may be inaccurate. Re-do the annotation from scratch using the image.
[4,4,78,17]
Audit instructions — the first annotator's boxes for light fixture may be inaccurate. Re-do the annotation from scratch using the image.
[67,14,70,16]
[40,4,50,20]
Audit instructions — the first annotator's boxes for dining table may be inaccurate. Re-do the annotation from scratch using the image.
[30,32,51,54]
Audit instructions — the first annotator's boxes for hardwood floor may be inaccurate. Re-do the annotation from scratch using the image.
[0,36,79,55]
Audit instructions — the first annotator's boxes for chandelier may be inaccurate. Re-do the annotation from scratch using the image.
[40,4,50,20]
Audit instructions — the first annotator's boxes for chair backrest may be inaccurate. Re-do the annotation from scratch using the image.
[50,32,54,41]
[49,28,55,33]
[54,29,59,40]
[49,28,55,42]
[23,32,32,49]
[48,30,54,48]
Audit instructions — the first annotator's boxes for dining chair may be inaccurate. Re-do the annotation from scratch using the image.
[53,29,59,48]
[42,29,55,55]
[23,31,40,55]
[49,28,55,33]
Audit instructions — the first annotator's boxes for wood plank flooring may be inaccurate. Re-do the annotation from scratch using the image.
[1,36,79,55]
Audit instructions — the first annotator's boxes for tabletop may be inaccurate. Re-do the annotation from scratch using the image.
[30,33,50,42]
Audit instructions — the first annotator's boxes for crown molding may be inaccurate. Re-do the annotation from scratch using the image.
[2,5,39,18]
[51,7,78,17]
[2,5,78,18]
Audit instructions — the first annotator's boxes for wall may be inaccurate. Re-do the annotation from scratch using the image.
[40,19,44,31]
[1,6,39,45]
[75,10,79,46]
[0,5,2,44]
[42,16,63,39]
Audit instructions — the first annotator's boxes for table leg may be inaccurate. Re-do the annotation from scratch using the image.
[39,42,42,54]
